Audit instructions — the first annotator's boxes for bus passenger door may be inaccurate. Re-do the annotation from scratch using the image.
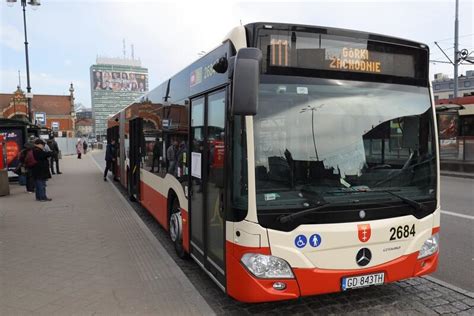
[190,89,227,288]
[129,117,143,201]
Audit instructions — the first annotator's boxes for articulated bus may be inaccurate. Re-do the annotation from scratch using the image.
[107,22,440,303]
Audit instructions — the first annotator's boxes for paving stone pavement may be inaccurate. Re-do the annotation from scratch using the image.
[89,151,474,315]
[0,153,214,315]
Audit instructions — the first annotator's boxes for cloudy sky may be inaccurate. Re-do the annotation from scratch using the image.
[1,0,473,107]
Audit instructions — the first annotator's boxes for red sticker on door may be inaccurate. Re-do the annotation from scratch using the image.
[358,224,371,243]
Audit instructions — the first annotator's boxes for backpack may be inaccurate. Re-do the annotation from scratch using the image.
[24,149,38,168]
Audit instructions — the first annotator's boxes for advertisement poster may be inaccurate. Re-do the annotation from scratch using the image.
[92,70,148,92]
[0,128,23,171]
[438,113,459,139]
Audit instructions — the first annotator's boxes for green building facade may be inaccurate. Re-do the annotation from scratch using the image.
[90,58,148,137]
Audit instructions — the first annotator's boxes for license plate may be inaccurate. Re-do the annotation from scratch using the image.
[341,272,384,291]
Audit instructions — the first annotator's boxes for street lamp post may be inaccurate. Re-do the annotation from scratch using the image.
[6,0,41,123]
[300,104,324,161]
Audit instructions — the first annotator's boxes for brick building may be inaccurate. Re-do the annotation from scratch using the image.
[0,85,76,137]
[76,118,93,137]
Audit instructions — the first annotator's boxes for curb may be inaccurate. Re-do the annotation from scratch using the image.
[423,276,474,299]
[440,172,474,179]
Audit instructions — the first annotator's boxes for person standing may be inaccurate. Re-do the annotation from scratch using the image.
[31,139,52,201]
[19,141,35,193]
[76,139,83,159]
[104,139,117,181]
[150,138,161,173]
[176,141,187,177]
[48,136,61,174]
[166,140,178,175]
[83,140,88,155]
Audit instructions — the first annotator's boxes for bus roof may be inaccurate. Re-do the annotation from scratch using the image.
[108,22,430,124]
[244,22,429,49]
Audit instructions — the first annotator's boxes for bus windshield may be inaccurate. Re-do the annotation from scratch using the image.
[251,76,436,219]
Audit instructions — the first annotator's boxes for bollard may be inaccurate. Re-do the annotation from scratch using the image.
[0,135,10,196]
[0,169,9,196]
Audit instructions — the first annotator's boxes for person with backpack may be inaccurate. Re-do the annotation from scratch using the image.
[31,139,53,201]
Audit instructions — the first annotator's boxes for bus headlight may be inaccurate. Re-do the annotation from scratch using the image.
[241,253,294,278]
[418,233,439,259]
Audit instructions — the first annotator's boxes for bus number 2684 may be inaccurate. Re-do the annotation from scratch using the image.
[389,224,415,241]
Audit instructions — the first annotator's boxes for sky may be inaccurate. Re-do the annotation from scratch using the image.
[0,0,473,108]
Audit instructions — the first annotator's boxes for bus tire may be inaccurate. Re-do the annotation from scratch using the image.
[169,197,188,259]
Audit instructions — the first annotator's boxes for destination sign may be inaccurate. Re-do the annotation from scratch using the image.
[329,48,381,74]
[259,29,424,79]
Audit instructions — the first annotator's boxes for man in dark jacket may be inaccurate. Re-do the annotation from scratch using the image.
[104,139,117,181]
[150,138,161,173]
[48,136,61,175]
[19,141,35,193]
[32,139,52,201]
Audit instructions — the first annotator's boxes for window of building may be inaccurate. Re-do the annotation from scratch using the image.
[449,94,454,99]
[434,85,440,90]
[434,95,439,102]
[449,83,454,89]
[464,81,472,88]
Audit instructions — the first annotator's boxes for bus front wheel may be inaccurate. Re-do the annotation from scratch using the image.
[169,198,188,259]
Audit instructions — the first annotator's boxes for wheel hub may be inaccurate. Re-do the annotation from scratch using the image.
[170,212,182,242]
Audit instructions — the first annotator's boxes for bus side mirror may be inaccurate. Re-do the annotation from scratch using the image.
[232,48,262,116]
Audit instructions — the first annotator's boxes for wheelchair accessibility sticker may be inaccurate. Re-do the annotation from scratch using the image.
[294,234,322,248]
[294,235,307,248]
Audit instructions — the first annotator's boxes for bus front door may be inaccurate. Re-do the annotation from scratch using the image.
[190,89,226,289]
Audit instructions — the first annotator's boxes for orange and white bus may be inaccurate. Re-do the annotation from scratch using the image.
[107,22,440,303]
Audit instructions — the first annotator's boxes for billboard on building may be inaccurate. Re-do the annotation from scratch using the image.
[92,70,147,92]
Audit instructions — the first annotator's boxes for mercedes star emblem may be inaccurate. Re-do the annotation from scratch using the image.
[356,248,372,267]
[359,210,366,219]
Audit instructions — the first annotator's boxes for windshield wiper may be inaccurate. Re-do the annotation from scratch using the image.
[277,202,331,224]
[370,189,428,214]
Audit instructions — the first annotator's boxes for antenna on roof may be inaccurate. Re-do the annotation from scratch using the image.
[18,70,21,89]
[131,44,135,60]
[123,39,126,59]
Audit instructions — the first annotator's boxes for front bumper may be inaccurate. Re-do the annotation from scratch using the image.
[226,241,438,303]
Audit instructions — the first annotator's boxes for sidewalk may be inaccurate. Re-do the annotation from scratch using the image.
[0,153,214,315]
